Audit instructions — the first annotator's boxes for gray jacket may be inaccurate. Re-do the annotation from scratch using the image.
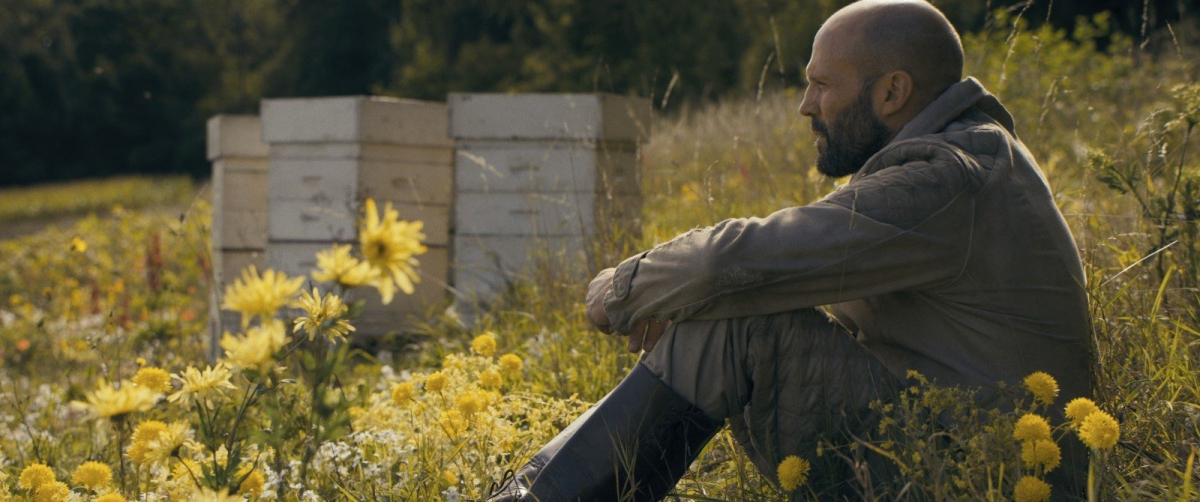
[604,77,1093,407]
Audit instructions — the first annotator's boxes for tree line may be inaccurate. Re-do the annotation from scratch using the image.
[0,0,1191,186]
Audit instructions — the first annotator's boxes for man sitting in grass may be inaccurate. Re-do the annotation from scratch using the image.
[493,0,1093,500]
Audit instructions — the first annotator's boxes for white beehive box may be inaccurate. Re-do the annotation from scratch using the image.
[449,93,650,305]
[260,96,454,335]
[207,114,271,356]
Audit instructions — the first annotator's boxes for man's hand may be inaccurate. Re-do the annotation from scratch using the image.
[627,318,670,353]
[586,268,616,334]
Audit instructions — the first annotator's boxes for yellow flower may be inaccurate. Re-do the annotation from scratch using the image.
[1013,476,1052,502]
[439,410,468,439]
[471,332,497,357]
[425,371,449,393]
[221,320,289,373]
[237,465,265,496]
[95,495,127,502]
[455,390,485,417]
[499,353,523,376]
[19,463,55,491]
[71,461,112,490]
[480,369,502,389]
[132,367,173,393]
[442,469,458,486]
[143,421,195,466]
[1020,439,1062,471]
[1023,372,1058,406]
[776,455,810,492]
[74,380,159,420]
[34,481,68,502]
[190,488,242,501]
[69,237,87,253]
[169,364,237,407]
[1064,397,1100,428]
[391,381,415,405]
[1078,411,1120,450]
[293,287,355,342]
[1013,414,1052,442]
[312,244,374,288]
[220,265,303,326]
[127,420,169,464]
[359,198,427,303]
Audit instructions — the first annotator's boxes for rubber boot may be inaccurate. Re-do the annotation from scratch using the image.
[489,363,722,501]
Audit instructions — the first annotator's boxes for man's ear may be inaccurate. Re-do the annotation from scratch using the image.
[875,70,914,117]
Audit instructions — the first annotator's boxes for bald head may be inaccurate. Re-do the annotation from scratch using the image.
[819,0,963,103]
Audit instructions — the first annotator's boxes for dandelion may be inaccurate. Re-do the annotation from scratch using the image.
[313,244,375,287]
[71,461,112,490]
[480,369,502,389]
[132,367,173,393]
[1023,372,1058,406]
[1064,397,1100,428]
[359,198,427,302]
[1013,476,1051,502]
[169,364,237,407]
[499,354,523,376]
[391,381,415,406]
[1078,411,1120,450]
[776,455,810,492]
[1020,439,1062,471]
[74,380,159,420]
[95,495,126,502]
[425,372,449,393]
[471,332,497,357]
[221,265,303,326]
[1013,414,1052,442]
[34,481,68,502]
[293,287,355,342]
[221,320,289,373]
[19,463,55,491]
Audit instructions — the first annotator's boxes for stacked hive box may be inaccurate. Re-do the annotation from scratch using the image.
[449,93,651,303]
[206,114,270,347]
[260,96,454,335]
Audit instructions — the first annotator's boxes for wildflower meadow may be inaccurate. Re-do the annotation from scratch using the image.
[2,10,1199,502]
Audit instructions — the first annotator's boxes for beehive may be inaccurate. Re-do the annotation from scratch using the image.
[449,93,650,303]
[206,114,270,350]
[260,96,453,334]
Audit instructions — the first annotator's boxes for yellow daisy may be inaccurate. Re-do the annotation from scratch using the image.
[425,371,449,393]
[359,198,426,302]
[221,265,303,326]
[293,287,355,342]
[471,332,498,357]
[18,463,55,491]
[391,381,415,406]
[221,320,289,373]
[1013,414,1052,442]
[312,244,375,288]
[74,380,160,420]
[132,367,173,393]
[1020,439,1062,472]
[169,364,237,407]
[34,481,68,502]
[499,353,523,376]
[1013,476,1051,502]
[127,420,168,465]
[1064,397,1100,428]
[71,461,112,490]
[1078,411,1120,450]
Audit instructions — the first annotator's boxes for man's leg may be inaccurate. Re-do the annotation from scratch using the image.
[643,308,900,496]
[491,308,898,501]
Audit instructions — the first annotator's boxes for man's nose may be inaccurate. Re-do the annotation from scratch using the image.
[798,87,817,117]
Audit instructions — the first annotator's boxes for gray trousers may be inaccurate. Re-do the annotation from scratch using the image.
[640,308,901,496]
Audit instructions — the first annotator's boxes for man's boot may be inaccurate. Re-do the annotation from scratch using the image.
[489,363,722,501]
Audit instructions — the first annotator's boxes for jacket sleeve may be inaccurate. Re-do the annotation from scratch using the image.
[602,141,985,334]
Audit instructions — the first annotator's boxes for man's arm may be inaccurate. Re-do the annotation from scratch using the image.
[598,144,984,335]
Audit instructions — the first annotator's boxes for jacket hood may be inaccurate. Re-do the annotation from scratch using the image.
[891,77,1016,143]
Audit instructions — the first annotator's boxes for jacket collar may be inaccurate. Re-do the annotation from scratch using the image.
[891,76,1016,143]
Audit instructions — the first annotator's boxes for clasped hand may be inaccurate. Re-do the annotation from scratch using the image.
[586,268,669,353]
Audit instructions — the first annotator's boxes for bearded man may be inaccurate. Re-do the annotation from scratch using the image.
[492,0,1093,500]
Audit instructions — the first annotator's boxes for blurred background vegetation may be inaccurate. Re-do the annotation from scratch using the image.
[0,0,1195,187]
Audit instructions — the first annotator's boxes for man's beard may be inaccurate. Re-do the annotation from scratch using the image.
[813,86,891,178]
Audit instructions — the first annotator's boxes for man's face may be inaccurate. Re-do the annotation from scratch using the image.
[800,31,892,178]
